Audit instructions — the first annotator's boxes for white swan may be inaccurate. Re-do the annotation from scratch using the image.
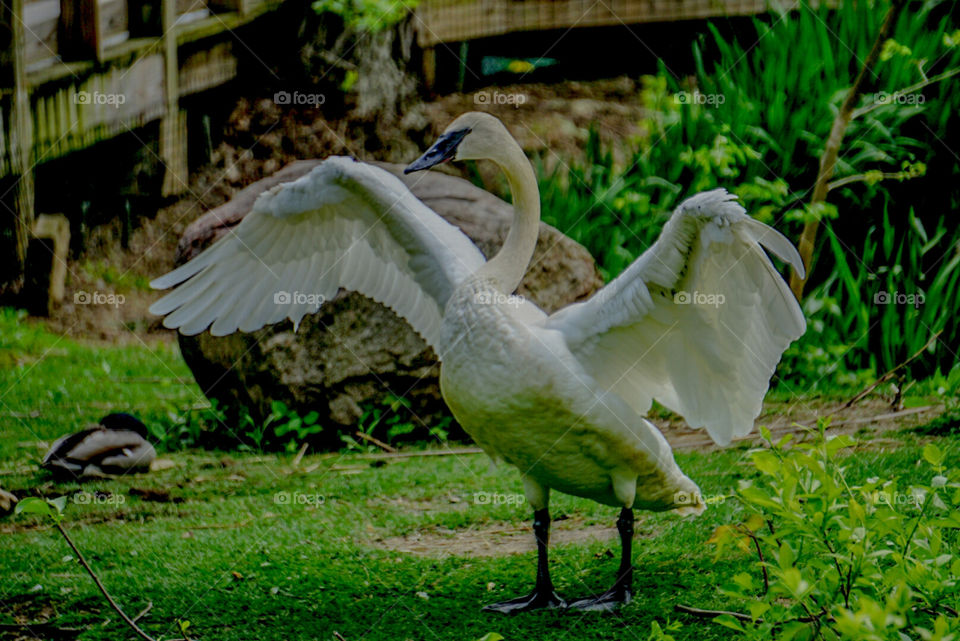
[150,111,806,612]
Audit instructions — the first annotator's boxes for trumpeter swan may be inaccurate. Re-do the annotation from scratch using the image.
[150,111,805,612]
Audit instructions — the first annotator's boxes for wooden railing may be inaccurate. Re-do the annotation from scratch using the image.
[0,0,283,290]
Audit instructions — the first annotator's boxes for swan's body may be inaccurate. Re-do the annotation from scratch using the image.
[439,275,700,513]
[151,112,805,612]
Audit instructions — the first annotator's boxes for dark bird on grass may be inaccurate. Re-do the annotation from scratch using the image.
[42,413,156,479]
[150,112,805,612]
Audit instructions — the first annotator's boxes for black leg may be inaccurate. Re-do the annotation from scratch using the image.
[568,507,634,612]
[483,508,566,613]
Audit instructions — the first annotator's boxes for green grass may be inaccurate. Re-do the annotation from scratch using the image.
[0,308,199,461]
[2,309,958,640]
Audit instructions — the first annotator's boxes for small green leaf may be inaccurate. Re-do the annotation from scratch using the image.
[752,450,781,476]
[14,497,52,518]
[714,614,745,632]
[748,601,770,621]
[475,634,504,641]
[825,433,855,455]
[49,496,68,515]
[923,443,944,466]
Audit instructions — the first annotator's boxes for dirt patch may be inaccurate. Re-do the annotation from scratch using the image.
[0,593,83,641]
[659,398,942,451]
[374,516,643,558]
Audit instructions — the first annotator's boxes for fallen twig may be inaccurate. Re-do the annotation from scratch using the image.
[292,441,309,467]
[355,447,483,460]
[675,604,824,625]
[675,604,756,622]
[841,331,942,409]
[132,602,153,624]
[55,522,158,641]
[355,431,398,453]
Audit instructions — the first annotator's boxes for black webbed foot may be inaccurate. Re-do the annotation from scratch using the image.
[483,589,566,614]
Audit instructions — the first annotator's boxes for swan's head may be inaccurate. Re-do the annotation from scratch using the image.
[404,112,510,174]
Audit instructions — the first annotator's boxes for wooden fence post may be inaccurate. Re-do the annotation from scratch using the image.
[1,0,36,293]
[159,0,187,196]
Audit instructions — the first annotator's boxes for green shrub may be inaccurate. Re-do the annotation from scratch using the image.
[781,209,960,388]
[708,421,960,640]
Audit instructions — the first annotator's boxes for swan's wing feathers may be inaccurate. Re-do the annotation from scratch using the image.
[150,157,485,345]
[546,189,805,445]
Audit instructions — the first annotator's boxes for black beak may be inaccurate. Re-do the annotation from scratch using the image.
[404,128,472,174]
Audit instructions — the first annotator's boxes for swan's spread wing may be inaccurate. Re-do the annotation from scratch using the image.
[150,157,486,346]
[544,189,805,446]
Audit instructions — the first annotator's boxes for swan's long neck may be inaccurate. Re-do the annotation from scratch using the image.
[475,141,540,294]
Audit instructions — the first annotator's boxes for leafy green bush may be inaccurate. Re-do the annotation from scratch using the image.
[152,399,324,452]
[310,0,415,31]
[690,0,960,207]
[708,421,959,640]
[537,0,960,386]
[781,209,960,389]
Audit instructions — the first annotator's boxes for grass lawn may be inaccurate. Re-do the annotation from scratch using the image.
[1,309,957,641]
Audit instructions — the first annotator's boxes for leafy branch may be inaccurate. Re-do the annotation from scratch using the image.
[15,497,195,641]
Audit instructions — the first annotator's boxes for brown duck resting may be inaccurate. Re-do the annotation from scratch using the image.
[42,413,156,479]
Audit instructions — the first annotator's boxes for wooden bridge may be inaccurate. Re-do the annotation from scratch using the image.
[0,0,281,297]
[2,0,788,303]
[412,0,796,87]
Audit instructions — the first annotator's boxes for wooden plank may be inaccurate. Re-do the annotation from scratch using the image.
[422,46,436,92]
[59,0,102,59]
[31,54,166,161]
[23,0,60,65]
[160,0,187,195]
[24,213,70,315]
[414,0,786,47]
[99,0,130,48]
[178,40,237,96]
[1,0,36,292]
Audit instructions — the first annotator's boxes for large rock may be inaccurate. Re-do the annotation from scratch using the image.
[175,160,603,446]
